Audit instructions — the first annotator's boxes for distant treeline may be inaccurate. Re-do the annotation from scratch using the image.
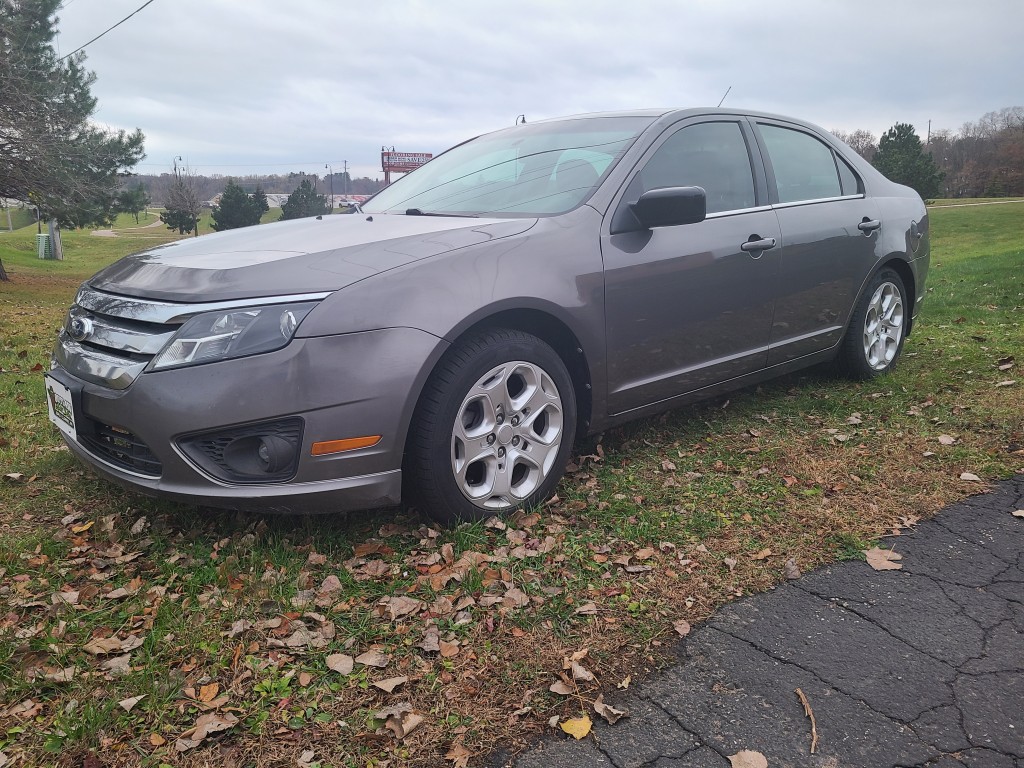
[135,172,385,206]
[834,106,1024,198]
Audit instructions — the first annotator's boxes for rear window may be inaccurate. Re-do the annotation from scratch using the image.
[759,124,843,203]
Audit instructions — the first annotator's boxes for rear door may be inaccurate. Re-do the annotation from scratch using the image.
[751,120,882,365]
[601,118,780,414]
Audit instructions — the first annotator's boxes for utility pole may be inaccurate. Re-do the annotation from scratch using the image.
[343,160,349,199]
[325,164,334,211]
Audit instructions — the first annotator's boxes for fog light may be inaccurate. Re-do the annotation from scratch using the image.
[178,418,303,483]
[256,435,294,473]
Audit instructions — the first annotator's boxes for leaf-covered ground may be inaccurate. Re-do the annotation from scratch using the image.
[0,204,1022,767]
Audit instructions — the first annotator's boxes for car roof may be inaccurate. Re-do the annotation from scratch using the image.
[529,107,821,127]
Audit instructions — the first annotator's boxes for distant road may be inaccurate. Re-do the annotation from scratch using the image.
[927,199,1024,208]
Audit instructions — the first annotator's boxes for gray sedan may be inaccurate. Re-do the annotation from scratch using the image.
[47,109,929,522]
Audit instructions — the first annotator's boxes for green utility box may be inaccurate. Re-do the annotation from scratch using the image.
[37,233,52,259]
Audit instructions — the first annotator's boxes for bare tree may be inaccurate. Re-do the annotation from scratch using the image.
[831,129,878,163]
[160,163,202,235]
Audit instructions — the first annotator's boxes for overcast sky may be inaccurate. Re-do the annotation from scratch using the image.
[55,0,1024,180]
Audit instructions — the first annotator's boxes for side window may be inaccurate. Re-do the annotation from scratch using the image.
[629,121,756,214]
[758,124,842,203]
[835,154,861,196]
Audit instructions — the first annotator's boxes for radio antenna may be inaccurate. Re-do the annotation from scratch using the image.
[717,86,732,107]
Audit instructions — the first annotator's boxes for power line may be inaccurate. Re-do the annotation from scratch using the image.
[59,0,158,61]
[134,160,356,169]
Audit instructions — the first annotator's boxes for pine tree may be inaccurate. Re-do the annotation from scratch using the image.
[211,180,267,231]
[1,0,145,279]
[0,1,145,222]
[280,179,331,220]
[873,123,944,199]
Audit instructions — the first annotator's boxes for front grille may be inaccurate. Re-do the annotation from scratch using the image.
[80,421,162,477]
[57,287,330,391]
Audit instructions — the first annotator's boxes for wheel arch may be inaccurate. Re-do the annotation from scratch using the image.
[458,307,594,437]
[400,305,594,467]
[877,257,917,336]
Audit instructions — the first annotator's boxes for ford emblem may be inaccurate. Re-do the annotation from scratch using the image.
[68,316,94,342]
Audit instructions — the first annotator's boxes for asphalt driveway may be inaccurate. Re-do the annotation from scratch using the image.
[499,475,1024,768]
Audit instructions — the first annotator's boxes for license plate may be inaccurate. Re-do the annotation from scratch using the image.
[45,375,77,442]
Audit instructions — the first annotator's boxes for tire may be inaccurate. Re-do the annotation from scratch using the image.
[838,268,907,380]
[405,328,577,524]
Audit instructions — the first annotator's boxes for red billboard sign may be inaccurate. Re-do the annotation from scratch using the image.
[382,151,432,174]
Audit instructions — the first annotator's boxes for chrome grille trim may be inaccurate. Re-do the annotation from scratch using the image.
[75,287,331,325]
[67,306,175,356]
[54,333,147,390]
[58,287,331,390]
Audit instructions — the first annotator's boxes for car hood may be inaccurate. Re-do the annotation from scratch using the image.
[88,214,537,302]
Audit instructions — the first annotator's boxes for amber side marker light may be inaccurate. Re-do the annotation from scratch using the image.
[311,436,382,456]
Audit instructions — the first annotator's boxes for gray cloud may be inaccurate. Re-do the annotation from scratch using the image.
[57,0,1024,178]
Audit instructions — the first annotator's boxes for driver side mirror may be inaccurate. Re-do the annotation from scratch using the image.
[630,186,706,229]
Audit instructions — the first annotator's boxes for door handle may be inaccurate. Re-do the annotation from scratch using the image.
[858,219,881,234]
[740,236,777,253]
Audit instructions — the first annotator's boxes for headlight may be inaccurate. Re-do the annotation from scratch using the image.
[150,301,318,371]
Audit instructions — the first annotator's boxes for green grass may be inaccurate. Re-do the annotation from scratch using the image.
[0,202,1021,767]
[260,207,283,224]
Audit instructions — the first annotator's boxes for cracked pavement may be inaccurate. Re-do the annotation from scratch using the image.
[498,476,1024,768]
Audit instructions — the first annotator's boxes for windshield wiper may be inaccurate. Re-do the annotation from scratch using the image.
[404,208,477,217]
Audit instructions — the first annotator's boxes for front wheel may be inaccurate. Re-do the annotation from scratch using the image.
[405,328,577,524]
[838,268,907,380]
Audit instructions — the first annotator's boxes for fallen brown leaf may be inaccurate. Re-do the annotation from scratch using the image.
[728,750,768,768]
[175,711,238,752]
[417,626,441,653]
[100,654,132,677]
[326,653,354,675]
[373,676,408,693]
[355,649,390,668]
[593,694,627,724]
[673,619,691,637]
[42,666,76,683]
[864,547,903,571]
[549,680,574,695]
[439,639,460,658]
[197,683,219,702]
[118,695,146,712]
[377,703,424,739]
[446,742,473,768]
[570,661,595,682]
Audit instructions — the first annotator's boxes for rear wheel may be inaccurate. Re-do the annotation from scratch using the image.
[838,268,907,380]
[406,328,576,524]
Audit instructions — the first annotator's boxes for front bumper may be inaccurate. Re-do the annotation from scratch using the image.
[50,327,444,513]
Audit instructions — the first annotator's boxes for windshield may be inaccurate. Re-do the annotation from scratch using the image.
[363,116,654,217]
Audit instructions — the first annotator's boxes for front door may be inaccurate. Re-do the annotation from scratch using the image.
[601,119,780,414]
